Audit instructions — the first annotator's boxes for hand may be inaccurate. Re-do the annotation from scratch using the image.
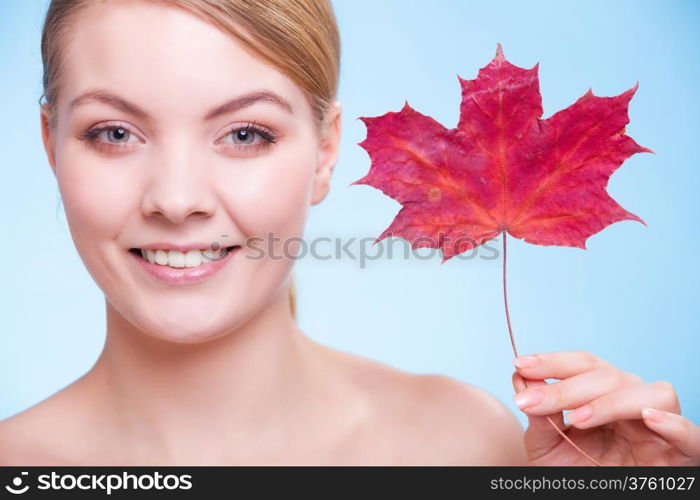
[511,350,700,466]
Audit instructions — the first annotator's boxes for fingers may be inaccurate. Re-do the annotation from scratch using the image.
[641,407,700,462]
[566,381,682,428]
[512,350,698,464]
[512,373,565,428]
[512,372,567,458]
[513,350,615,380]
[512,370,530,393]
[512,366,642,416]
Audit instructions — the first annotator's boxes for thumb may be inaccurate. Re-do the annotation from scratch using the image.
[512,371,568,458]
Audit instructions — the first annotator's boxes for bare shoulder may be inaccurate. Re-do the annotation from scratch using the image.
[320,344,527,465]
[0,381,91,465]
[0,405,53,465]
[405,373,527,465]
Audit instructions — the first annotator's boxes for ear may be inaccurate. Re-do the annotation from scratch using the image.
[310,100,342,206]
[40,106,57,177]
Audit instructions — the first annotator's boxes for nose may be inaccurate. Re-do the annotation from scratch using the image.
[140,150,217,224]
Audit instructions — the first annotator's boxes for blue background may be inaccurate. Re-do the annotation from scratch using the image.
[1,0,698,434]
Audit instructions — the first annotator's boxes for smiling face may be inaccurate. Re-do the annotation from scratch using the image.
[40,0,340,343]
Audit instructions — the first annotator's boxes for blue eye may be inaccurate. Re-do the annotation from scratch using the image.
[78,120,278,156]
[102,127,132,143]
[231,128,256,144]
[82,125,138,144]
[78,122,141,154]
[222,122,278,152]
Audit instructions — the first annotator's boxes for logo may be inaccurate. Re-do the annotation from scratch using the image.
[5,472,29,495]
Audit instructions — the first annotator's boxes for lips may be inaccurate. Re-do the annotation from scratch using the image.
[128,245,239,285]
[129,246,237,267]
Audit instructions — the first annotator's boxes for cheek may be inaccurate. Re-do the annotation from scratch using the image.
[224,143,316,243]
[55,147,137,258]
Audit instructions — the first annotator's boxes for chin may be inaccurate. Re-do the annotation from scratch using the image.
[148,328,230,345]
[130,305,249,345]
[141,319,234,344]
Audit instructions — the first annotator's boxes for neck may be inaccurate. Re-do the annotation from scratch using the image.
[84,285,323,463]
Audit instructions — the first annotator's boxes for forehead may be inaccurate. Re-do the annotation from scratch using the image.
[59,0,310,120]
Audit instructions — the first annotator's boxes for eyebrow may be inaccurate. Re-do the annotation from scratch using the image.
[68,88,293,120]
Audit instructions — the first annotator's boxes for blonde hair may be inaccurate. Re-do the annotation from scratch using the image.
[40,0,342,321]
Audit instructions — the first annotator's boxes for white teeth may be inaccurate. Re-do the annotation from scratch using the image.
[168,250,185,268]
[185,250,202,267]
[155,249,168,265]
[138,248,228,268]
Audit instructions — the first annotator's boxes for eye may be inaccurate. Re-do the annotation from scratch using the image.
[79,122,140,153]
[99,127,133,143]
[218,121,278,155]
[231,129,256,145]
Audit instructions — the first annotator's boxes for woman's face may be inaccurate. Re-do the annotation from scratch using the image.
[40,1,340,343]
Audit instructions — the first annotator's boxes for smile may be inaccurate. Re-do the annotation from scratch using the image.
[128,246,240,285]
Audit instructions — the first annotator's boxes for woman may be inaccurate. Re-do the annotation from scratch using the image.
[1,0,698,466]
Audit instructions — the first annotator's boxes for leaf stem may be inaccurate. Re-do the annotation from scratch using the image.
[501,230,602,466]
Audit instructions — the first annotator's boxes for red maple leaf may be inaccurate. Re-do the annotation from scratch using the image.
[351,45,652,465]
[351,44,651,262]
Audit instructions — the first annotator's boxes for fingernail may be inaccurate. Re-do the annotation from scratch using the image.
[513,389,544,408]
[513,355,539,368]
[642,407,663,423]
[568,404,593,423]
